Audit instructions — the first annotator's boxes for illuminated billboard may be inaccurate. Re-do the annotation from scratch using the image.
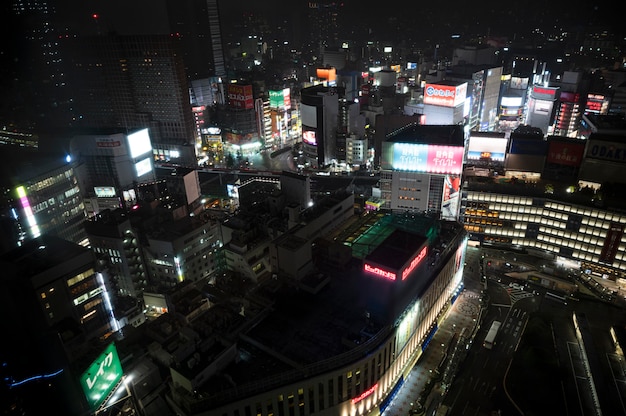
[80,343,123,410]
[135,157,153,177]
[269,88,291,110]
[441,175,461,221]
[127,128,152,158]
[585,93,608,114]
[546,140,585,167]
[600,222,624,263]
[386,143,463,174]
[302,130,317,146]
[585,140,626,164]
[316,67,336,83]
[227,84,254,109]
[423,82,467,107]
[94,186,116,198]
[16,186,40,238]
[467,134,507,161]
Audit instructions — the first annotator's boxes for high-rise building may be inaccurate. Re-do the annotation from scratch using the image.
[379,124,465,221]
[300,84,340,168]
[66,33,198,166]
[0,150,89,250]
[70,128,159,215]
[0,235,116,415]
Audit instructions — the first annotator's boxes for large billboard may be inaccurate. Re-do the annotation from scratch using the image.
[509,137,548,156]
[383,143,464,174]
[302,129,317,146]
[467,134,507,161]
[546,139,585,167]
[585,140,626,164]
[585,93,609,114]
[269,88,291,110]
[600,222,624,264]
[423,82,467,107]
[80,343,124,410]
[127,128,152,159]
[227,84,254,109]
[441,174,461,221]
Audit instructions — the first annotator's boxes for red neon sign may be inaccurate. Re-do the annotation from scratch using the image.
[401,246,428,280]
[364,263,396,280]
[352,383,378,404]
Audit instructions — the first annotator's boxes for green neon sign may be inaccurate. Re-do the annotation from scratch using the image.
[80,343,124,410]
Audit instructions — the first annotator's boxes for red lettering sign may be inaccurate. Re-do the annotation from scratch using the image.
[401,246,428,280]
[364,263,396,280]
[351,383,378,404]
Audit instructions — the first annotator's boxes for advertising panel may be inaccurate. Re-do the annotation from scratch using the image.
[300,103,317,128]
[509,137,548,156]
[585,93,608,114]
[546,140,585,166]
[559,91,580,103]
[135,157,153,177]
[80,343,123,410]
[501,96,523,107]
[95,138,122,148]
[531,86,558,100]
[423,82,467,107]
[127,128,152,158]
[94,186,116,198]
[585,140,626,163]
[599,222,624,264]
[269,90,284,109]
[302,130,317,146]
[391,143,463,174]
[441,175,461,220]
[510,77,529,90]
[467,134,507,161]
[227,84,254,109]
[316,68,336,83]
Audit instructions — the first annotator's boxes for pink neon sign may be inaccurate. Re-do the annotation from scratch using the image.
[401,246,427,280]
[351,383,378,404]
[364,263,396,280]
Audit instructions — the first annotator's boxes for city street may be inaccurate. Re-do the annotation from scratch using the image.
[381,247,484,416]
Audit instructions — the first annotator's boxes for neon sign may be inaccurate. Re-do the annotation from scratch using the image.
[352,383,378,404]
[401,246,427,280]
[364,263,396,280]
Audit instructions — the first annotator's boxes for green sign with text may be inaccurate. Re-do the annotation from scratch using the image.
[80,343,124,410]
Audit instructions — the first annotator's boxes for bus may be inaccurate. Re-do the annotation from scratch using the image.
[483,320,501,349]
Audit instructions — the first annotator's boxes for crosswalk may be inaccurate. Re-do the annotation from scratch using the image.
[504,286,535,303]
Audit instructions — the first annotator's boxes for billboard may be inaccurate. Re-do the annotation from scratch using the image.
[94,186,116,198]
[546,140,585,167]
[585,140,626,163]
[127,128,152,158]
[386,143,464,174]
[227,84,254,109]
[135,157,153,177]
[302,130,317,146]
[509,137,548,156]
[423,82,467,107]
[531,86,558,100]
[467,134,507,161]
[600,222,624,264]
[269,88,291,110]
[501,96,523,107]
[80,343,123,410]
[316,68,336,83]
[441,175,461,220]
[585,93,608,114]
